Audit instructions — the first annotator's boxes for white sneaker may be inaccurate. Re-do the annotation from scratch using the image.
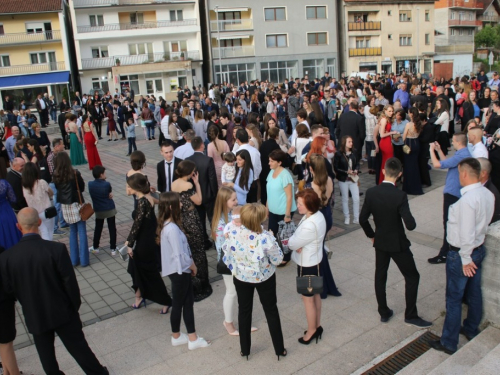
[188,336,211,350]
[353,218,359,224]
[110,248,117,256]
[171,332,189,346]
[89,246,100,254]
[344,218,350,225]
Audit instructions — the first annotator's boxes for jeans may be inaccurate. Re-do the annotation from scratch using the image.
[278,118,287,132]
[93,216,116,249]
[338,180,360,220]
[69,220,89,267]
[145,121,155,138]
[365,141,376,170]
[290,117,298,132]
[128,137,137,154]
[441,246,485,351]
[49,183,67,231]
[50,109,57,123]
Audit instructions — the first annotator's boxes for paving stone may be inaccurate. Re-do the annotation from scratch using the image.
[90,301,107,310]
[92,281,110,292]
[103,294,123,306]
[98,288,115,297]
[84,293,103,304]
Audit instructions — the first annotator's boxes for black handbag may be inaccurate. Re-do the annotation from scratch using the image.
[217,252,231,275]
[295,220,323,295]
[44,206,57,219]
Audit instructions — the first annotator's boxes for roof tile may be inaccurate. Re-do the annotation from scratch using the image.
[0,0,62,14]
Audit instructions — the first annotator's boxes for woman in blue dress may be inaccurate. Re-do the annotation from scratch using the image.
[0,164,22,249]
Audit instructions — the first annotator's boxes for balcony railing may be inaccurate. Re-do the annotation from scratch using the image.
[348,21,381,31]
[0,30,61,46]
[210,19,253,32]
[0,61,66,76]
[435,44,474,54]
[479,15,499,23]
[73,0,178,8]
[349,47,382,57]
[212,46,255,59]
[449,0,482,9]
[77,19,197,33]
[81,50,200,70]
[435,35,474,44]
[448,19,482,27]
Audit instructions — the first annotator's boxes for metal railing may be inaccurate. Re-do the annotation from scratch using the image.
[450,0,481,9]
[479,15,499,22]
[0,61,65,76]
[210,19,253,32]
[348,21,381,31]
[73,0,177,7]
[212,46,255,59]
[435,35,474,44]
[0,30,61,46]
[81,50,200,70]
[448,19,482,27]
[435,44,474,54]
[349,47,382,57]
[77,19,197,33]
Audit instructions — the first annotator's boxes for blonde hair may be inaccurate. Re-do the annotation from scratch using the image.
[182,106,190,118]
[246,124,262,147]
[240,203,266,233]
[211,187,236,239]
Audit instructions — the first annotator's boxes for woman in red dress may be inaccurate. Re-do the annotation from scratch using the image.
[107,107,119,141]
[378,105,397,184]
[83,115,102,170]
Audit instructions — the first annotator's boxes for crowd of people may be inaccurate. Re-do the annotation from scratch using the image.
[1,69,500,373]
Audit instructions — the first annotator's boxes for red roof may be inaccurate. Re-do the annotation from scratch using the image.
[0,0,62,14]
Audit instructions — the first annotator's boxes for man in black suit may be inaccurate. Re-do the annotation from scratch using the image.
[478,157,500,223]
[156,141,181,193]
[35,94,49,128]
[186,137,218,249]
[122,99,135,125]
[90,101,104,139]
[0,208,108,374]
[203,98,219,116]
[335,101,365,165]
[6,158,27,213]
[58,106,70,149]
[359,158,431,328]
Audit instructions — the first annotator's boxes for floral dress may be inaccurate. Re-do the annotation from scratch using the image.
[179,188,212,302]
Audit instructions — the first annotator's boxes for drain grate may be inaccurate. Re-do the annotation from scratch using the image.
[362,331,440,375]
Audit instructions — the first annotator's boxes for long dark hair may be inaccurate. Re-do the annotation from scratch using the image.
[21,162,40,194]
[156,192,183,244]
[52,152,74,185]
[235,149,254,191]
[339,135,353,154]
[409,107,422,133]
[28,139,43,159]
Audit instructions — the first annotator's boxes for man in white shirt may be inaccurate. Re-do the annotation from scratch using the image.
[174,129,195,160]
[467,127,488,158]
[160,107,171,145]
[430,158,494,355]
[234,129,261,203]
[208,85,215,100]
[290,108,310,144]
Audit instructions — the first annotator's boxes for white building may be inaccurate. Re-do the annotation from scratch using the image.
[69,0,204,100]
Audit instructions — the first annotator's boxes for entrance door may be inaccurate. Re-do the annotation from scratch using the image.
[146,79,164,97]
[216,71,229,84]
[178,76,187,91]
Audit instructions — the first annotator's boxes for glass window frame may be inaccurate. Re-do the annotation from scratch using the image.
[306,6,327,20]
[307,32,328,46]
[264,7,286,21]
[266,34,288,48]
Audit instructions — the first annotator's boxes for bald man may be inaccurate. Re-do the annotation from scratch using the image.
[468,127,488,158]
[0,208,108,375]
[5,126,19,162]
[478,157,500,224]
[6,158,27,213]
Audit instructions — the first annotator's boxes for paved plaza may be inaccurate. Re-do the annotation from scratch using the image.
[11,126,456,374]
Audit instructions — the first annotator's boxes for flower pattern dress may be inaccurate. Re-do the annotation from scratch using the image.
[223,225,283,283]
[179,188,213,301]
[214,212,232,258]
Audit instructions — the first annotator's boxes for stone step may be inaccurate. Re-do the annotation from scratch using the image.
[396,346,450,375]
[466,342,500,375]
[428,326,500,375]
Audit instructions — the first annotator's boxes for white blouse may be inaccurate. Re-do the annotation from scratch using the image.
[288,211,326,267]
[435,111,450,133]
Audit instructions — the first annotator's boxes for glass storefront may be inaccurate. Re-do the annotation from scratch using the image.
[303,59,325,80]
[260,61,298,82]
[215,63,256,85]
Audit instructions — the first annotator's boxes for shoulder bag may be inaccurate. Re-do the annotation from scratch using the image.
[296,220,324,295]
[74,171,94,221]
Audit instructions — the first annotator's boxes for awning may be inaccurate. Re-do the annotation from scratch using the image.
[0,71,70,90]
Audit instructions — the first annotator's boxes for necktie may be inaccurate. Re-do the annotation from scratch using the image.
[166,162,172,191]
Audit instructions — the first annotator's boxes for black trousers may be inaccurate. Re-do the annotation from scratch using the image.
[393,144,405,167]
[195,201,214,243]
[233,274,284,355]
[33,312,107,375]
[40,109,49,127]
[168,272,195,334]
[259,175,268,206]
[375,248,420,320]
[418,151,431,186]
[94,120,102,137]
[439,193,460,257]
[246,180,258,203]
[93,216,116,249]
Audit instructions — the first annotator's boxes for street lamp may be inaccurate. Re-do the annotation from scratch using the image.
[215,5,222,84]
[416,7,420,74]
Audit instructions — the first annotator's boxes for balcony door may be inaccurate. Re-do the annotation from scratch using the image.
[146,78,164,97]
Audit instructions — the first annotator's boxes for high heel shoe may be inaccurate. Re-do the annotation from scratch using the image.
[223,321,239,336]
[240,352,249,360]
[298,329,320,345]
[304,326,323,336]
[132,298,146,309]
[277,348,287,361]
[160,306,171,315]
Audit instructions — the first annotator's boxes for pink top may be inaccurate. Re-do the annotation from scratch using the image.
[23,179,52,214]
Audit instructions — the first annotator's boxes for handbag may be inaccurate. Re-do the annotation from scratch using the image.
[277,220,297,255]
[296,221,323,295]
[403,144,411,154]
[44,206,57,219]
[118,245,129,262]
[216,251,231,275]
[74,171,94,221]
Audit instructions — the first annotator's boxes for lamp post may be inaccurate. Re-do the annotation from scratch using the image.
[416,7,420,74]
[215,5,222,84]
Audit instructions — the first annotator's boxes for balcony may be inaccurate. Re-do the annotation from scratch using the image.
[73,0,178,8]
[349,47,382,57]
[77,19,197,33]
[448,19,482,27]
[348,21,381,31]
[0,61,66,76]
[0,30,61,46]
[479,15,499,23]
[210,19,253,32]
[81,50,200,70]
[212,46,254,59]
[435,44,474,54]
[449,0,482,9]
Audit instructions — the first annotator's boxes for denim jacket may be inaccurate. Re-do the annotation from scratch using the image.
[88,179,115,212]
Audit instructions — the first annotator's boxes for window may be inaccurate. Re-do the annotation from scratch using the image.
[163,40,187,60]
[0,24,4,36]
[469,12,473,21]
[450,11,455,20]
[221,39,241,47]
[0,55,10,67]
[388,34,393,40]
[356,37,371,48]
[399,34,412,46]
[307,32,327,46]
[215,63,256,86]
[388,10,392,16]
[303,59,324,80]
[327,58,336,78]
[450,28,456,36]
[425,34,430,45]
[265,7,286,21]
[92,77,109,92]
[89,15,104,27]
[170,10,183,21]
[91,46,109,58]
[468,29,473,35]
[266,34,287,48]
[128,43,153,55]
[130,13,144,25]
[399,11,411,22]
[26,22,44,34]
[120,75,139,96]
[30,52,55,64]
[459,29,464,36]
[260,61,298,83]
[306,6,326,19]
[425,10,430,21]
[424,59,432,74]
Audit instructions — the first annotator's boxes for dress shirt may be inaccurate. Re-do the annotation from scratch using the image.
[173,142,194,160]
[164,160,174,191]
[5,135,16,161]
[393,90,410,109]
[39,99,46,110]
[391,120,408,146]
[288,211,326,267]
[160,222,193,276]
[375,98,389,106]
[160,115,170,138]
[469,142,489,158]
[237,143,261,180]
[447,183,494,265]
[440,147,472,198]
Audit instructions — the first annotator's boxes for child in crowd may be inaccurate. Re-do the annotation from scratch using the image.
[221,152,236,185]
[125,117,137,156]
[88,165,117,256]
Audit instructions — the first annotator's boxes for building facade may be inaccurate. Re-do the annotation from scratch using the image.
[69,0,204,100]
[201,0,339,84]
[477,0,500,29]
[0,0,75,111]
[339,0,436,77]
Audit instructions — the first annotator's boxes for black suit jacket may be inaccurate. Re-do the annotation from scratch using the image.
[6,170,27,212]
[203,103,220,116]
[335,111,365,150]
[156,157,181,193]
[186,152,218,204]
[485,179,500,224]
[177,116,192,133]
[90,105,104,123]
[0,235,81,334]
[359,182,416,252]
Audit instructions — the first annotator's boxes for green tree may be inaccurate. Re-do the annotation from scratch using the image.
[475,25,499,48]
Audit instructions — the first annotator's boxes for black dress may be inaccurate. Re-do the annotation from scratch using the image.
[127,197,172,306]
[179,188,213,302]
[319,197,341,299]
[403,137,424,195]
